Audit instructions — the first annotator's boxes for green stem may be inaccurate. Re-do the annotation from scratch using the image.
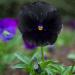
[41,46,44,62]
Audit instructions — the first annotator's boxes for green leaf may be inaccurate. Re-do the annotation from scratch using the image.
[15,52,30,64]
[45,67,55,75]
[48,64,61,73]
[62,67,72,75]
[2,54,16,64]
[40,60,59,69]
[65,66,75,73]
[11,63,26,69]
[46,64,65,75]
[31,47,41,61]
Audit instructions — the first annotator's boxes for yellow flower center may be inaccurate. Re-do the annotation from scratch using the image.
[38,26,43,31]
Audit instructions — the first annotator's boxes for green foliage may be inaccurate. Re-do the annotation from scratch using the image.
[0,0,75,74]
[11,50,75,75]
[0,30,23,74]
[68,52,75,61]
[0,29,75,75]
[56,29,75,47]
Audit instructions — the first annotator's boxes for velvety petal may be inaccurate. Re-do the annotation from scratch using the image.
[0,20,4,33]
[5,26,16,35]
[1,18,17,27]
[24,40,37,50]
[18,1,62,46]
[0,18,17,42]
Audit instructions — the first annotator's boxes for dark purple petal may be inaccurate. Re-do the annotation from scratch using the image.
[44,55,48,60]
[18,1,62,46]
[68,20,75,29]
[24,40,37,50]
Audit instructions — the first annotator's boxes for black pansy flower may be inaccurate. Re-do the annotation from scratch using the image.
[18,1,62,48]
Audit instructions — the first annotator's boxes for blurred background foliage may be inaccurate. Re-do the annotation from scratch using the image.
[0,0,75,75]
[0,0,75,18]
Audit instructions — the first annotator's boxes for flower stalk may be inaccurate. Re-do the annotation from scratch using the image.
[41,46,44,62]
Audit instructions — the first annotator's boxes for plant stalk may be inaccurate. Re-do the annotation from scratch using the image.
[41,46,44,62]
